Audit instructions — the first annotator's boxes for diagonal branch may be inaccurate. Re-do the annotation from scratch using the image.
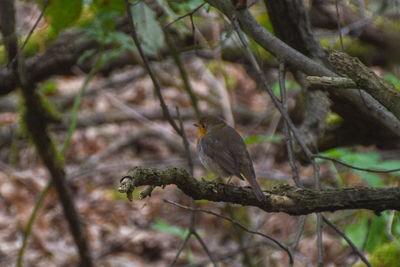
[118,166,400,215]
[204,0,400,137]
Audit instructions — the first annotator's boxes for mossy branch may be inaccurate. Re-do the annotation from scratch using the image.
[119,166,400,215]
[329,51,400,120]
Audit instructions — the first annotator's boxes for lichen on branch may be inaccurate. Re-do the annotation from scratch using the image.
[119,166,400,215]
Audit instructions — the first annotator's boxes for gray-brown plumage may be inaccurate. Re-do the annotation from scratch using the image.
[196,115,266,202]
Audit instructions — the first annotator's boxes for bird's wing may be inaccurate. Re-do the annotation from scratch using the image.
[199,134,243,179]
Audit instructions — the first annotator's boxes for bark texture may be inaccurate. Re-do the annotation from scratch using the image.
[119,167,400,215]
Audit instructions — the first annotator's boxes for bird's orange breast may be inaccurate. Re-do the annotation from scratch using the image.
[197,123,208,145]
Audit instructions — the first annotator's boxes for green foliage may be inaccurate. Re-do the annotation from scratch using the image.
[45,0,83,34]
[151,219,189,239]
[320,148,400,187]
[130,1,165,57]
[41,81,57,95]
[345,214,390,252]
[244,135,282,145]
[272,80,301,97]
[91,0,126,13]
[345,211,400,262]
[168,0,204,14]
[79,10,135,63]
[326,112,342,124]
[385,72,400,91]
[368,241,400,267]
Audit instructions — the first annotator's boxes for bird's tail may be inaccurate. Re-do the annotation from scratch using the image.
[242,174,266,202]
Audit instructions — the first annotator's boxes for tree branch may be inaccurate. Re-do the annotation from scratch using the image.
[118,166,400,215]
[205,0,400,137]
[329,51,400,120]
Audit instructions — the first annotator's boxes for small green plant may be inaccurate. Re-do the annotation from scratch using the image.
[151,219,195,264]
[320,148,400,187]
[244,135,282,146]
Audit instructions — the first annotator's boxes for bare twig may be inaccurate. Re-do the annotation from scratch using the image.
[5,0,93,265]
[317,213,323,267]
[20,0,49,52]
[278,62,302,187]
[168,232,192,267]
[290,215,306,252]
[306,76,357,88]
[335,0,344,50]
[192,229,220,267]
[17,181,52,267]
[387,211,400,248]
[124,0,181,135]
[125,2,219,264]
[165,31,200,118]
[164,3,206,29]
[314,155,400,173]
[164,199,294,265]
[322,215,372,267]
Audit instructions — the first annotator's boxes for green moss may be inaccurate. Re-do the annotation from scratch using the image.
[326,112,343,124]
[37,91,62,123]
[41,81,58,96]
[0,45,6,64]
[21,27,57,56]
[355,241,400,267]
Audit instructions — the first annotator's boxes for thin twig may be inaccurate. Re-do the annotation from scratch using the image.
[361,217,372,252]
[176,107,194,174]
[17,50,104,266]
[279,63,308,261]
[230,18,313,162]
[164,199,294,265]
[17,181,52,267]
[17,0,50,60]
[166,32,200,118]
[168,108,205,266]
[322,215,372,267]
[314,155,400,173]
[232,17,321,267]
[290,215,307,252]
[387,211,400,248]
[168,232,192,267]
[335,0,344,50]
[124,0,181,135]
[317,213,323,267]
[164,3,206,29]
[125,1,217,263]
[192,230,220,267]
[278,62,302,187]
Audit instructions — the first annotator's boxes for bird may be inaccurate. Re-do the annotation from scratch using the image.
[195,115,266,202]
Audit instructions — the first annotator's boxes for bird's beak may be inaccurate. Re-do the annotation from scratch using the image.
[193,123,199,127]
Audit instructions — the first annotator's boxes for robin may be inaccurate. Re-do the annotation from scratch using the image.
[195,115,266,202]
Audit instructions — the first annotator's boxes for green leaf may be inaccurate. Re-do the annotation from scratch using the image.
[356,171,384,187]
[45,0,83,34]
[151,219,189,239]
[272,80,301,97]
[365,214,390,252]
[369,241,400,267]
[91,0,126,13]
[244,135,282,145]
[344,217,368,249]
[385,72,400,91]
[345,213,391,252]
[130,2,165,56]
